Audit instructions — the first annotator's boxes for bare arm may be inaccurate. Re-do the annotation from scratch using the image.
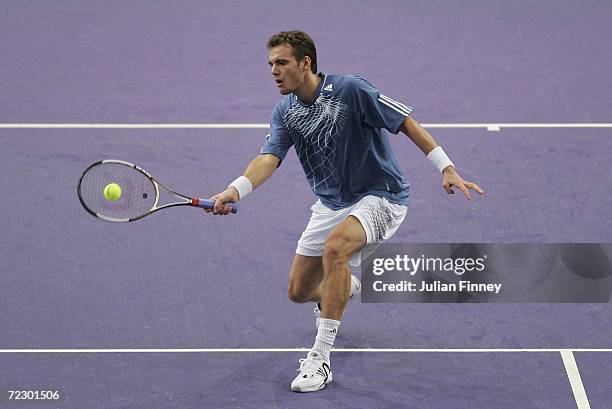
[400,116,484,200]
[240,153,281,191]
[207,153,280,214]
[400,116,440,157]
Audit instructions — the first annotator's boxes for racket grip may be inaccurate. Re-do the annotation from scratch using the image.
[192,198,238,214]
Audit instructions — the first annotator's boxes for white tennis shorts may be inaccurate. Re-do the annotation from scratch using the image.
[296,195,408,266]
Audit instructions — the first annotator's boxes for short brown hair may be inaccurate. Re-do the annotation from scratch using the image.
[267,30,317,74]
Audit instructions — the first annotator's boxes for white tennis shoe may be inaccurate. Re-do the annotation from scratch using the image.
[349,274,362,299]
[315,274,361,327]
[290,351,333,392]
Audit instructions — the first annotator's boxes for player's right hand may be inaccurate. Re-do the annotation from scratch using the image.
[205,188,239,215]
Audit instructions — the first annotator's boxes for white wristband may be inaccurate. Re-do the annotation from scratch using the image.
[427,146,455,173]
[228,176,253,200]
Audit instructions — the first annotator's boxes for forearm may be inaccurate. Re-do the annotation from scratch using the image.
[399,116,438,155]
[225,153,279,201]
[400,116,455,174]
[242,154,280,189]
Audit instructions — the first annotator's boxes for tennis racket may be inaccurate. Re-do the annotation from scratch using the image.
[78,159,237,222]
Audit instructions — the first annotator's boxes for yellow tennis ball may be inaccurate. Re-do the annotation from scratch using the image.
[103,183,122,201]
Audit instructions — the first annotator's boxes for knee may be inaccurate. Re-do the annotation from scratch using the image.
[322,235,350,267]
[287,282,312,303]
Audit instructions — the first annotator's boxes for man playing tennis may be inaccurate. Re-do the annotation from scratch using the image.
[207,30,484,392]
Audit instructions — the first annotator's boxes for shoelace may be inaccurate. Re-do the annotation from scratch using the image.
[297,353,324,377]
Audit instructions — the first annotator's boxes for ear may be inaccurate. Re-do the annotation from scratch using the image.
[302,56,311,72]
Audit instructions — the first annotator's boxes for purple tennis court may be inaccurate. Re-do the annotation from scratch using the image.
[1,1,611,408]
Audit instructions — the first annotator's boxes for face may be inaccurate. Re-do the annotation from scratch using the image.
[268,44,310,95]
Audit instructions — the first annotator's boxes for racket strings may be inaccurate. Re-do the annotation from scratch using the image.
[78,162,157,221]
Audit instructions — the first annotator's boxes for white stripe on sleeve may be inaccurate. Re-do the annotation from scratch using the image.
[377,97,412,116]
[379,95,413,116]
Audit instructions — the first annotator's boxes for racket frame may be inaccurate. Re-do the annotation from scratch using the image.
[78,159,231,222]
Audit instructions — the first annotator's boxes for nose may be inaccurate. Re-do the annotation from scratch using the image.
[271,64,280,76]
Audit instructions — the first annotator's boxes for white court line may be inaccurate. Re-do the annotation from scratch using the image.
[1,123,612,131]
[0,348,610,353]
[1,347,601,407]
[0,123,268,129]
[560,350,592,409]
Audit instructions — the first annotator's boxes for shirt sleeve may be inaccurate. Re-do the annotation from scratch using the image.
[259,101,293,164]
[350,76,413,134]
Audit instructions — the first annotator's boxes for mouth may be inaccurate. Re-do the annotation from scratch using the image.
[275,79,283,88]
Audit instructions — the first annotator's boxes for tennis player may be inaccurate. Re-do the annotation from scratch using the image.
[207,30,484,392]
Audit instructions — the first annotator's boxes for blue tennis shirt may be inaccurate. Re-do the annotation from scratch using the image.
[260,73,412,210]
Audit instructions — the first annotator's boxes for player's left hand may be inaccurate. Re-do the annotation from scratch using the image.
[442,167,484,200]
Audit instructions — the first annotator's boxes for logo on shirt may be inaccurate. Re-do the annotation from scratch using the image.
[323,83,333,92]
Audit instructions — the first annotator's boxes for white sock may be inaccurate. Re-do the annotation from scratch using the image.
[312,318,340,362]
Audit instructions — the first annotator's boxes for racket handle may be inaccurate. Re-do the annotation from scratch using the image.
[192,198,238,214]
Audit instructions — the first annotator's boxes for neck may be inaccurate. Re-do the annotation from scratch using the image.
[295,73,321,104]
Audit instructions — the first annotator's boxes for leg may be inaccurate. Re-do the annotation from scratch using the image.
[291,197,406,392]
[290,199,356,304]
[290,216,366,393]
[319,215,366,320]
[287,254,359,305]
[287,254,324,303]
